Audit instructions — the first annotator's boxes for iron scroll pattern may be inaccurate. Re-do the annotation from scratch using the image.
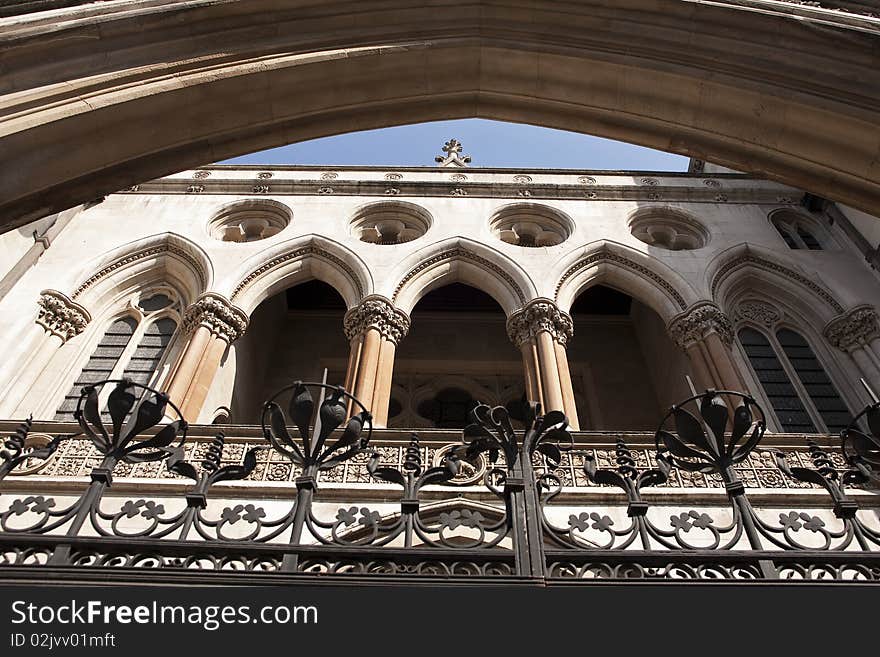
[545,390,880,582]
[1,383,880,582]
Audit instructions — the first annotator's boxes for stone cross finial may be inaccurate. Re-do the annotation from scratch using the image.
[435,138,471,167]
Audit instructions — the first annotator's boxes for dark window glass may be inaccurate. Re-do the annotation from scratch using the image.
[121,318,177,387]
[55,317,136,421]
[738,327,816,433]
[776,329,850,432]
[774,222,799,249]
[796,225,822,250]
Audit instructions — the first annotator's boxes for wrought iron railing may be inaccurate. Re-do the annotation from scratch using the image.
[1,379,879,584]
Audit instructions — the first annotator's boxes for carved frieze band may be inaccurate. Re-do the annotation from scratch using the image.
[392,249,527,306]
[36,290,91,342]
[72,243,208,299]
[710,253,844,314]
[506,299,574,348]
[343,296,411,345]
[554,250,688,311]
[823,305,880,352]
[230,246,365,301]
[667,302,734,349]
[182,293,249,344]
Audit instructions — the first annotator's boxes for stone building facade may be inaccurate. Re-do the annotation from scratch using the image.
[1,150,879,582]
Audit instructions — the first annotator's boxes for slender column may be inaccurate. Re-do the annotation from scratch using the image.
[554,340,580,429]
[165,293,248,422]
[343,296,410,427]
[823,305,880,395]
[684,342,714,392]
[3,290,91,415]
[507,299,579,429]
[668,301,743,392]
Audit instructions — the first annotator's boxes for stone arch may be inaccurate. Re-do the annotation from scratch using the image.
[70,232,212,311]
[708,244,845,323]
[223,234,373,314]
[390,238,537,316]
[2,2,879,231]
[552,241,698,323]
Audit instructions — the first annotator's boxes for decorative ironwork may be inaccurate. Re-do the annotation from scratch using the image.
[0,417,65,480]
[2,383,880,584]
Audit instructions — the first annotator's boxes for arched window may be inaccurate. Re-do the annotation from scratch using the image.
[738,326,850,433]
[770,211,826,250]
[55,317,136,421]
[775,329,851,432]
[54,291,181,421]
[120,317,177,387]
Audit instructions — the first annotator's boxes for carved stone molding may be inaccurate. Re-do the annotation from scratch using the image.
[343,296,411,345]
[554,249,688,311]
[72,242,208,299]
[506,299,574,348]
[710,253,844,314]
[668,302,734,349]
[823,305,880,352]
[392,248,527,306]
[230,245,365,301]
[733,299,783,327]
[181,293,249,344]
[36,290,91,342]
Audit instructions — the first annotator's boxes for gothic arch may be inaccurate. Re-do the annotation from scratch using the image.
[389,238,536,316]
[69,232,212,311]
[552,241,698,322]
[2,1,879,231]
[708,244,845,323]
[224,234,372,314]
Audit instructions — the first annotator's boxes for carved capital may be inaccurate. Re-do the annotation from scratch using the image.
[823,305,880,352]
[182,293,249,344]
[668,302,733,349]
[506,299,574,348]
[36,290,91,342]
[733,300,783,328]
[343,296,411,345]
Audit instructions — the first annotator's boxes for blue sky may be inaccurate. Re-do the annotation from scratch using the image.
[221,119,688,171]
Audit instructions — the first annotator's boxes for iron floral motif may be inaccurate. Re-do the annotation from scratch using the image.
[262,381,372,546]
[311,433,468,547]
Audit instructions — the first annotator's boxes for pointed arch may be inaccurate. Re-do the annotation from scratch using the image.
[70,232,212,310]
[389,238,537,316]
[223,234,373,314]
[552,240,698,322]
[708,244,845,322]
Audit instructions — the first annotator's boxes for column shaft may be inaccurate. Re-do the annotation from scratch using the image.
[536,331,565,414]
[554,340,580,430]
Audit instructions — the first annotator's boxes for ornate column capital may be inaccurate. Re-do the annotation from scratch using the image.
[668,302,733,349]
[182,293,249,344]
[823,305,880,352]
[36,289,91,342]
[343,295,411,345]
[506,299,574,348]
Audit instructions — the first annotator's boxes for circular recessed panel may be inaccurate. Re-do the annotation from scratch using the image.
[629,208,708,251]
[350,201,432,245]
[207,199,292,243]
[489,203,573,247]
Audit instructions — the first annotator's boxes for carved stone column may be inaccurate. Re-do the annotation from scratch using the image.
[165,293,248,422]
[668,302,744,392]
[4,290,92,415]
[507,299,579,429]
[343,296,410,427]
[823,305,880,396]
